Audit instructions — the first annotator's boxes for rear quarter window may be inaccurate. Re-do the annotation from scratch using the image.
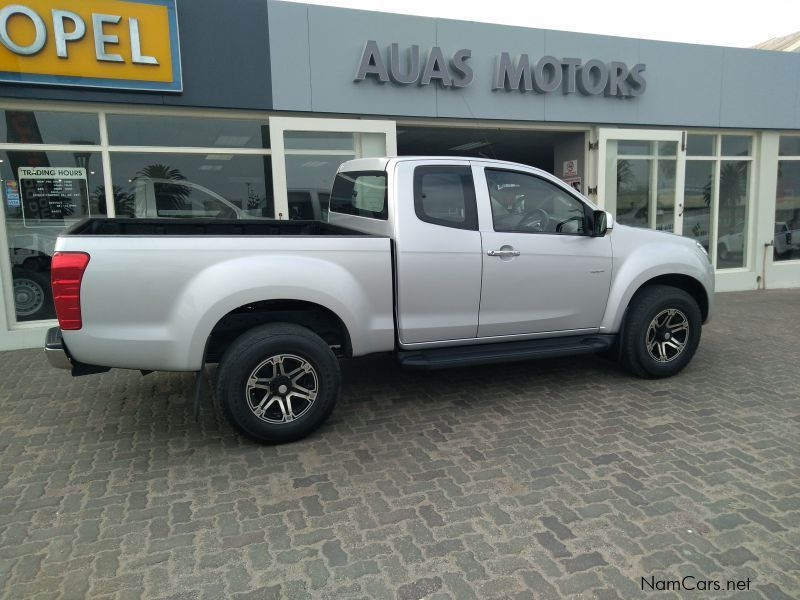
[329,171,388,220]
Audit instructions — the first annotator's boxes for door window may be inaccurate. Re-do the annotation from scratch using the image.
[413,166,477,230]
[485,169,587,234]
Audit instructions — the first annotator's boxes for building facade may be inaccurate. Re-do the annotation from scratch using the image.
[0,0,799,351]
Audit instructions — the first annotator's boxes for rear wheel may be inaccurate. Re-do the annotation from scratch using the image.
[216,323,340,444]
[619,285,702,378]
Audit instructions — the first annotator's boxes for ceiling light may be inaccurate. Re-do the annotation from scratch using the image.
[449,141,490,152]
[199,165,223,171]
[205,154,234,161]
[301,161,328,168]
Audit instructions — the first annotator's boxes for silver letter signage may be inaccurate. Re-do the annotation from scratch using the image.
[0,4,47,55]
[355,41,646,98]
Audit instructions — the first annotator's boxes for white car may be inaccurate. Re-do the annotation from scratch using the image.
[774,221,799,257]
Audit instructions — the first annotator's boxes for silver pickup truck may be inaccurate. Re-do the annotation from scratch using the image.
[46,157,714,444]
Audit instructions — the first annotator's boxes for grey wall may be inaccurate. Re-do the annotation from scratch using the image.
[0,0,273,110]
[553,133,586,182]
[268,0,800,130]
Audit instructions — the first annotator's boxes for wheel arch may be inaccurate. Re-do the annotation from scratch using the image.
[603,269,712,334]
[630,274,710,323]
[205,299,353,363]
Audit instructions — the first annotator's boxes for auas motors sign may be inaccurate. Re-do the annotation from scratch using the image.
[355,40,647,98]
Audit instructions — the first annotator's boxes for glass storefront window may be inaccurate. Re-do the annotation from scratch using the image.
[107,115,271,149]
[109,153,273,219]
[686,134,714,157]
[716,160,750,269]
[2,149,104,322]
[285,155,354,220]
[778,136,800,157]
[614,157,651,227]
[657,141,677,157]
[284,132,354,151]
[1,110,100,145]
[616,140,652,155]
[776,159,800,262]
[683,161,714,253]
[720,135,752,157]
[281,131,384,220]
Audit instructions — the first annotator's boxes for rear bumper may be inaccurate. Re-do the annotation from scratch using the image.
[44,327,111,375]
[45,327,72,370]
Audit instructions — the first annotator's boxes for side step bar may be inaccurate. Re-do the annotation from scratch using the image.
[397,334,615,370]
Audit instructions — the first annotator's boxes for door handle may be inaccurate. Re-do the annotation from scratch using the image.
[487,249,521,257]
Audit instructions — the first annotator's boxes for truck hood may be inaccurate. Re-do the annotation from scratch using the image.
[611,223,701,252]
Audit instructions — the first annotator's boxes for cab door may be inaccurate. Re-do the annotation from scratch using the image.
[475,165,612,338]
[394,160,483,344]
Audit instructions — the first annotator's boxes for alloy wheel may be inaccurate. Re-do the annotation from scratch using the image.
[645,308,690,363]
[245,354,319,424]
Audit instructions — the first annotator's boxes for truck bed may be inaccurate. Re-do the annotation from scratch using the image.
[56,219,395,371]
[66,218,379,237]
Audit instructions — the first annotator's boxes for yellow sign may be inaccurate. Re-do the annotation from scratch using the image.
[0,0,181,91]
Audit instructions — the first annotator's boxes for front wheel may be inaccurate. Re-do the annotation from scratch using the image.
[216,323,340,444]
[619,285,702,378]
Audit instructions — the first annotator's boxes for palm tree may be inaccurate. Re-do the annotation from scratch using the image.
[93,185,135,217]
[136,164,190,212]
[617,159,635,190]
[703,162,748,229]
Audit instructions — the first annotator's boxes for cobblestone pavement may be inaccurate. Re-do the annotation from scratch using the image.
[1,290,799,600]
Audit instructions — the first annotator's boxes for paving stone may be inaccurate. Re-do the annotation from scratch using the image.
[561,551,608,573]
[0,290,797,599]
[711,546,759,567]
[534,532,571,558]
[398,576,442,600]
[321,540,348,567]
[540,516,575,541]
[708,512,749,531]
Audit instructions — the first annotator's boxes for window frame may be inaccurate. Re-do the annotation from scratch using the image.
[484,167,593,236]
[413,165,478,231]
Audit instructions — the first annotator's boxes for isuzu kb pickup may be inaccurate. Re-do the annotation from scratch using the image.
[45,157,714,444]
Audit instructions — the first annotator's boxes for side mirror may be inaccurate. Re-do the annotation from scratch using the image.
[591,210,609,237]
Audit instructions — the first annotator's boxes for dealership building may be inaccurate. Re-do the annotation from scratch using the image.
[0,0,798,351]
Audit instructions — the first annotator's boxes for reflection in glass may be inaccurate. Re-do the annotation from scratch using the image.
[686,134,714,156]
[284,154,355,219]
[284,132,354,151]
[107,115,271,148]
[617,140,652,155]
[716,161,750,269]
[109,153,273,219]
[615,158,651,228]
[655,159,676,233]
[683,161,714,253]
[2,150,104,322]
[720,136,751,157]
[778,136,800,157]
[657,142,678,157]
[775,160,800,262]
[0,110,100,145]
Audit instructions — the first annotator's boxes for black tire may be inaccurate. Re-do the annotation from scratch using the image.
[619,285,702,379]
[216,323,340,444]
[12,268,55,322]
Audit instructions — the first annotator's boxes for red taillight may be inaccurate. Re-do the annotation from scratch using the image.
[51,252,90,330]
